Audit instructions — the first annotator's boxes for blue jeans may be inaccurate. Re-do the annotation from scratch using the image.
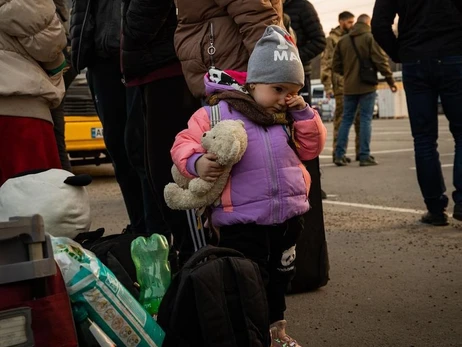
[335,92,376,160]
[403,56,462,213]
[87,59,158,234]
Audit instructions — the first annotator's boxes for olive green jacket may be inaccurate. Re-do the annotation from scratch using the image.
[320,26,345,96]
[333,22,394,95]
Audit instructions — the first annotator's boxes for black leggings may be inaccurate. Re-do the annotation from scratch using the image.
[219,216,304,324]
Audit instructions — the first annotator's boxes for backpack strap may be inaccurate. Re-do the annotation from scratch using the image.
[183,245,243,269]
[209,103,221,128]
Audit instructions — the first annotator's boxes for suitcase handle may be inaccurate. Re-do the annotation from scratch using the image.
[0,215,46,243]
[0,215,56,284]
[0,215,46,261]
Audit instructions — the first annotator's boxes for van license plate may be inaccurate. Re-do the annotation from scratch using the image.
[91,127,104,138]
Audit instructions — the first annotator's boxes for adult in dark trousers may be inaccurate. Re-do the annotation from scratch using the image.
[283,0,328,199]
[69,0,157,235]
[283,0,326,106]
[333,14,397,167]
[121,0,204,266]
[321,11,360,163]
[172,0,282,261]
[371,0,462,225]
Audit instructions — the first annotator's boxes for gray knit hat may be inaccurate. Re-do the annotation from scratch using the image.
[247,25,304,86]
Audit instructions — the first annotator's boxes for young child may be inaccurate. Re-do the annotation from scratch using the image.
[170,25,327,347]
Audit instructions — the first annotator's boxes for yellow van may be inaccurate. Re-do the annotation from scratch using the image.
[63,73,110,166]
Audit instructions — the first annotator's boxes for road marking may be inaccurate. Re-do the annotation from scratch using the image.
[323,200,424,214]
[320,148,414,159]
[372,131,451,136]
[410,164,453,170]
[323,200,455,218]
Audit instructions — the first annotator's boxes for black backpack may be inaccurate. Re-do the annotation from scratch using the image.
[74,229,141,299]
[157,245,270,347]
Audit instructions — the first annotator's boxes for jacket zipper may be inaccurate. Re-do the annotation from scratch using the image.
[76,0,92,72]
[207,21,216,69]
[120,1,127,85]
[262,128,280,224]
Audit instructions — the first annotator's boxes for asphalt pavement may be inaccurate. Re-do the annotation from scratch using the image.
[73,116,462,347]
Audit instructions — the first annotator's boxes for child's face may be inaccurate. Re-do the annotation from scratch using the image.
[249,83,302,114]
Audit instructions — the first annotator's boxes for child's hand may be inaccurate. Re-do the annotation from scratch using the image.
[285,94,306,110]
[195,153,225,182]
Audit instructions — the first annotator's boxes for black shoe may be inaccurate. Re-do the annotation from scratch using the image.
[421,211,449,226]
[321,189,327,200]
[334,157,348,166]
[332,156,351,164]
[454,203,462,221]
[359,156,378,167]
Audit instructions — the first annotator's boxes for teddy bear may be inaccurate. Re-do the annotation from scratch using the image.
[164,119,248,211]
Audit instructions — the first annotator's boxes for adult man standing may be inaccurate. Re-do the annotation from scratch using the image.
[283,0,326,105]
[282,0,327,199]
[333,14,396,167]
[70,0,157,235]
[371,0,462,225]
[321,11,360,163]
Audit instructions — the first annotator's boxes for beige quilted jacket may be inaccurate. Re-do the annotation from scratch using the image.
[0,0,67,122]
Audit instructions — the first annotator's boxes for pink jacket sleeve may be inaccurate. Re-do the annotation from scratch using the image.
[171,108,211,178]
[292,107,327,161]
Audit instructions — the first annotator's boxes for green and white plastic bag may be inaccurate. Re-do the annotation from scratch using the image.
[51,237,165,347]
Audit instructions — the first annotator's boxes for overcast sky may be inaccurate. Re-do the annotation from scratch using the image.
[311,0,378,34]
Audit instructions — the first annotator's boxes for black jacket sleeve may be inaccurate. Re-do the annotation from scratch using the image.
[452,0,462,14]
[124,0,173,43]
[297,1,326,64]
[70,0,95,71]
[371,0,400,63]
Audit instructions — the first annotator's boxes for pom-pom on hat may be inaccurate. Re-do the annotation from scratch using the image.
[0,169,92,239]
[246,25,304,87]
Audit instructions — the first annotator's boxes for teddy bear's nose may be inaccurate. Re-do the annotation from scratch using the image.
[202,133,206,137]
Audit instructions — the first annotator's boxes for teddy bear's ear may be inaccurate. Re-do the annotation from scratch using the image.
[236,120,245,127]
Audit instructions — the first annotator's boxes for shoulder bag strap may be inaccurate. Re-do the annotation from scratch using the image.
[349,35,364,67]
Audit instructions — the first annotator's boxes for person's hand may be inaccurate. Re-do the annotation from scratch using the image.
[195,153,225,182]
[285,94,306,110]
[390,84,398,93]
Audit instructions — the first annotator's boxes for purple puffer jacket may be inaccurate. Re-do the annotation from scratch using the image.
[171,77,327,227]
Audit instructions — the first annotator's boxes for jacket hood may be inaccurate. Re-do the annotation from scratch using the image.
[329,26,344,37]
[349,22,371,36]
[204,70,249,95]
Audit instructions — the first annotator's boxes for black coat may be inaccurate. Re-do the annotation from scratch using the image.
[371,0,462,63]
[69,0,122,71]
[283,0,326,75]
[121,0,179,82]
